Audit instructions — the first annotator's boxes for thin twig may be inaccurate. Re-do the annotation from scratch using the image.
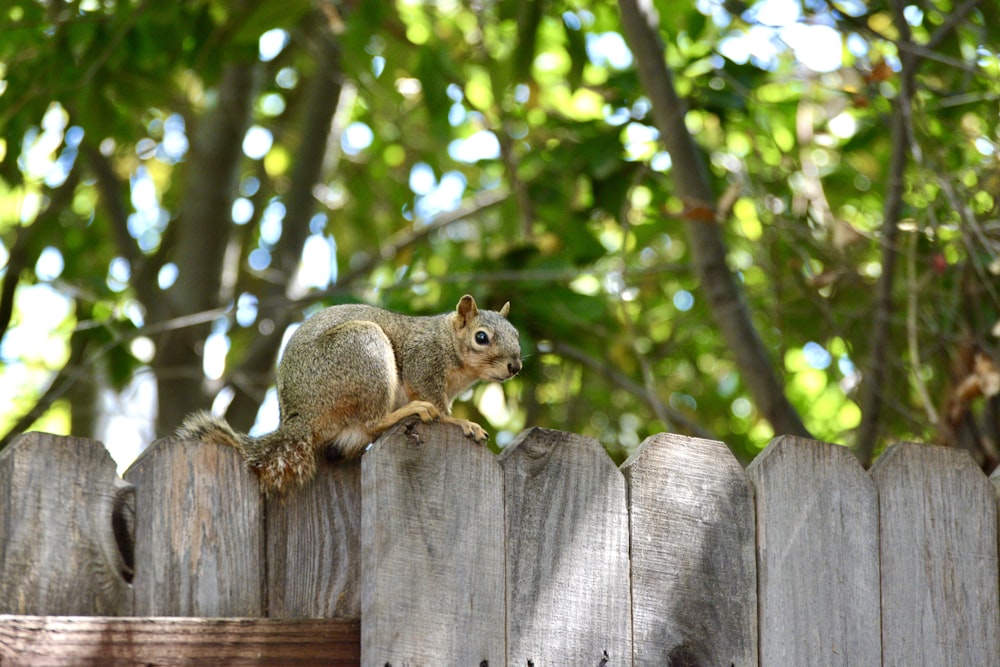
[551,340,717,441]
[906,230,939,425]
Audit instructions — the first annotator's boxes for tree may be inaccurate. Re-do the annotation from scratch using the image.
[2,0,998,472]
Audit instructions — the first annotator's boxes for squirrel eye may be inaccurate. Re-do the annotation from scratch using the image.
[475,331,490,345]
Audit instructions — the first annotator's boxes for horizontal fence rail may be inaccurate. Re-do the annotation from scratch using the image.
[1,425,999,666]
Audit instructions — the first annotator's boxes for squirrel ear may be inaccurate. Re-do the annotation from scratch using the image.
[499,302,510,318]
[456,294,478,323]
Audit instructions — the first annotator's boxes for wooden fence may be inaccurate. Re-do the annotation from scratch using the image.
[1,422,998,665]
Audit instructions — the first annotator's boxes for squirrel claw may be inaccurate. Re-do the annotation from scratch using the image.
[410,401,440,422]
[448,418,488,443]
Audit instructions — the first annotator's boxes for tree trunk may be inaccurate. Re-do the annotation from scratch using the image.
[617,0,811,438]
[154,62,256,435]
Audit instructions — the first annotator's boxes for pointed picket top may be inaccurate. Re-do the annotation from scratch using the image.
[0,432,134,616]
[361,419,504,667]
[622,433,757,667]
[872,442,999,666]
[747,435,880,666]
[500,427,632,666]
[125,436,264,617]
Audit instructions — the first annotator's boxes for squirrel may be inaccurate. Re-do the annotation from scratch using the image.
[177,294,522,496]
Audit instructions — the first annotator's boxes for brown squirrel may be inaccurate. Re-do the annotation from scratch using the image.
[178,295,522,495]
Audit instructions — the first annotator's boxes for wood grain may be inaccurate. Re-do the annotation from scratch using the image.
[747,435,880,666]
[501,427,631,666]
[872,442,999,666]
[0,615,360,666]
[361,419,504,666]
[124,437,265,616]
[0,432,133,615]
[266,457,361,618]
[621,432,757,666]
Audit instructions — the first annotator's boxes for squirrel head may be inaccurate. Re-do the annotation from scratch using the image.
[451,294,523,382]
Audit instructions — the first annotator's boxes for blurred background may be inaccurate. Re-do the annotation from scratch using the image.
[1,0,998,473]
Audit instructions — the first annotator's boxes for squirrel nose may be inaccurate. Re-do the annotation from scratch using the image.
[508,359,522,375]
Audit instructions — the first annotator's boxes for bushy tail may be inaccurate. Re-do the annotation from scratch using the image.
[177,411,319,496]
[242,421,317,497]
[176,410,248,454]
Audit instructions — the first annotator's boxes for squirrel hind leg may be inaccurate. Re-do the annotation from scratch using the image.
[322,426,371,462]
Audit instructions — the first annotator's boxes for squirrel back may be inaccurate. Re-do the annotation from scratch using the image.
[178,295,521,495]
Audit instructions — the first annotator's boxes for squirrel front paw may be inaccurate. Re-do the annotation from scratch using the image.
[441,417,488,443]
[407,400,441,422]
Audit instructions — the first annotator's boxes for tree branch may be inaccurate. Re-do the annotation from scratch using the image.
[0,170,80,341]
[617,0,811,438]
[551,340,717,442]
[854,1,917,466]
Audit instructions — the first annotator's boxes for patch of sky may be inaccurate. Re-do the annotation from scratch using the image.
[275,67,298,89]
[651,152,672,172]
[236,293,258,327]
[107,257,131,292]
[0,284,72,361]
[259,200,285,246]
[415,171,467,220]
[300,234,336,289]
[709,0,851,73]
[158,262,178,290]
[232,197,254,225]
[603,105,631,126]
[259,29,289,63]
[586,32,633,70]
[673,289,694,312]
[158,114,188,163]
[341,121,374,156]
[128,167,167,251]
[902,5,923,26]
[202,330,230,380]
[35,246,64,281]
[448,130,500,163]
[802,341,832,369]
[448,103,467,127]
[259,93,286,117]
[19,103,69,182]
[248,248,271,271]
[309,213,328,234]
[514,84,531,104]
[409,162,436,196]
[243,126,273,160]
[240,175,260,197]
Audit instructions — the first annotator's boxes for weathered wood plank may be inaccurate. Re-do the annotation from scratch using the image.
[361,420,504,666]
[0,615,360,666]
[872,442,999,666]
[266,458,361,618]
[501,427,631,666]
[0,433,133,615]
[124,437,264,616]
[621,433,756,666]
[746,435,880,666]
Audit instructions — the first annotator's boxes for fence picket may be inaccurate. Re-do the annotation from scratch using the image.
[872,442,1000,666]
[747,435,880,666]
[622,433,757,666]
[501,427,632,666]
[360,420,504,666]
[0,433,133,616]
[4,429,1000,665]
[266,458,361,618]
[124,437,264,616]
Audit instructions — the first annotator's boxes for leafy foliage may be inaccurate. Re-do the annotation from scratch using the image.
[2,0,999,470]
